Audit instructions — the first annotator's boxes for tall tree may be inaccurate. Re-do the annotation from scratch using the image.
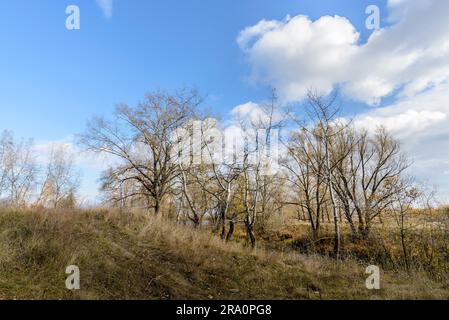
[79,90,200,214]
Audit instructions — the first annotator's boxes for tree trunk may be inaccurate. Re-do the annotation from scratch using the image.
[154,200,161,215]
[357,210,366,239]
[220,210,226,240]
[246,223,256,249]
[348,220,357,239]
[325,140,340,260]
[226,220,235,242]
[400,219,410,273]
[359,223,371,240]
[193,216,200,228]
[342,204,357,238]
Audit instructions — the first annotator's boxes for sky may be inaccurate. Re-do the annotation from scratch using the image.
[1,0,449,203]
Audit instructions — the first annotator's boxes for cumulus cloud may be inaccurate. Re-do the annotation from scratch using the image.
[354,110,446,138]
[232,102,269,125]
[238,15,359,102]
[231,101,286,127]
[354,82,449,137]
[238,0,449,105]
[95,0,113,18]
[237,0,449,198]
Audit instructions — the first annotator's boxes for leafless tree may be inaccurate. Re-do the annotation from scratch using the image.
[79,90,200,214]
[333,127,409,238]
[37,144,80,209]
[387,181,422,272]
[0,131,38,207]
[202,130,241,240]
[237,90,284,248]
[0,132,9,196]
[283,91,345,257]
[282,127,329,241]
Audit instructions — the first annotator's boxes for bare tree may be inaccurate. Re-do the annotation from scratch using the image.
[282,127,329,241]
[203,131,240,240]
[387,181,422,272]
[307,92,344,258]
[37,144,80,209]
[79,90,200,214]
[0,132,9,196]
[283,92,345,257]
[0,131,38,207]
[237,90,284,248]
[333,127,409,238]
[177,163,214,228]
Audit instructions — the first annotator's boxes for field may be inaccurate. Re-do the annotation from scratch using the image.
[0,208,448,300]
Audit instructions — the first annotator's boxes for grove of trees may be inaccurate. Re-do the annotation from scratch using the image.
[78,89,418,257]
[0,131,79,209]
[0,87,436,273]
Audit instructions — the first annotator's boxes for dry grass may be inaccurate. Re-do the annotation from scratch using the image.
[0,208,447,300]
[256,212,449,283]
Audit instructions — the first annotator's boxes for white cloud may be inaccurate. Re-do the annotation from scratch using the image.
[232,102,268,124]
[238,0,449,105]
[34,138,112,171]
[231,101,285,127]
[238,15,359,103]
[354,110,446,137]
[354,82,449,137]
[96,0,113,18]
[238,1,449,200]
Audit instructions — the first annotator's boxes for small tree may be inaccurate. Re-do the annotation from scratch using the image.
[37,144,80,209]
[388,182,422,272]
[0,131,38,207]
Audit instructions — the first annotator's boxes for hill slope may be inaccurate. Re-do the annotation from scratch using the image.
[0,209,447,300]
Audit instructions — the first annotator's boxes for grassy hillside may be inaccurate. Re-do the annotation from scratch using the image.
[0,209,447,300]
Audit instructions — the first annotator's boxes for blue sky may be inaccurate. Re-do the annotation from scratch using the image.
[2,0,449,202]
[0,0,386,140]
